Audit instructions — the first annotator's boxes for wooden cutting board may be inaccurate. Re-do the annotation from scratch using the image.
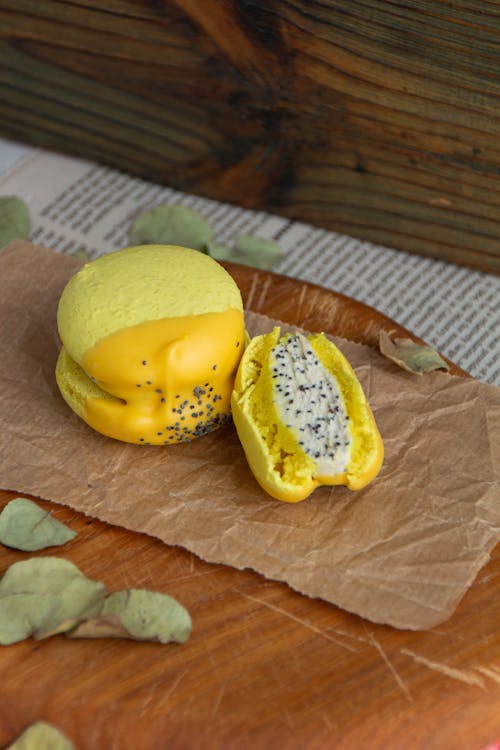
[0,265,498,750]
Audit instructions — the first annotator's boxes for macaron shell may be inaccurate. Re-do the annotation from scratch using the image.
[57,244,243,366]
[55,345,119,419]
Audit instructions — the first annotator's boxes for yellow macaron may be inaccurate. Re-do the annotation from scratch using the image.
[231,327,384,502]
[56,244,245,445]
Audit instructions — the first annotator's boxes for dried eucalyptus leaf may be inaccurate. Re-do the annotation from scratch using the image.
[128,204,212,251]
[204,241,234,261]
[0,196,31,249]
[6,721,75,750]
[0,497,76,551]
[66,612,131,640]
[379,331,450,374]
[206,235,283,269]
[69,588,192,644]
[0,593,46,645]
[0,557,107,644]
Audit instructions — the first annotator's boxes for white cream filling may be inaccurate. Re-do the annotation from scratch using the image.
[270,333,351,476]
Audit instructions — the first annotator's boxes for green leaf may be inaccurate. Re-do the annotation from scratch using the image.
[6,721,75,750]
[68,588,192,644]
[203,242,234,261]
[0,196,31,250]
[0,557,107,645]
[379,331,450,374]
[0,498,77,551]
[128,204,212,251]
[207,234,283,270]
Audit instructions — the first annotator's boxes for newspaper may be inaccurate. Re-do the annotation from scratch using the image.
[1,143,499,386]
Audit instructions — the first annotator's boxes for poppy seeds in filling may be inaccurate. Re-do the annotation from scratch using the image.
[270,334,352,476]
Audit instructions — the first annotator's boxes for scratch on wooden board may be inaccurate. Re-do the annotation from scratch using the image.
[428,628,468,640]
[321,712,334,731]
[245,272,261,311]
[283,708,296,730]
[211,681,227,720]
[141,559,158,587]
[365,629,412,701]
[161,669,189,707]
[256,275,272,309]
[327,626,369,645]
[477,571,499,585]
[401,649,486,690]
[137,668,189,715]
[325,627,363,651]
[173,568,222,584]
[296,283,309,318]
[240,592,358,652]
[476,665,500,685]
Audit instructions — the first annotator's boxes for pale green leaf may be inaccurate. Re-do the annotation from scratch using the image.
[6,721,75,750]
[0,557,107,644]
[128,204,212,251]
[379,331,450,374]
[204,242,234,261]
[0,498,76,551]
[207,234,283,270]
[0,196,31,249]
[69,588,192,644]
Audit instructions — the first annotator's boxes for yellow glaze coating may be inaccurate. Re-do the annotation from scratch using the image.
[57,309,244,444]
[231,328,384,502]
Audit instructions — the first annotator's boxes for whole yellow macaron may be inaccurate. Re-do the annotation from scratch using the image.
[56,244,245,445]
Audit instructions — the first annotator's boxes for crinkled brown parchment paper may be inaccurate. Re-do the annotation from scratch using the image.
[1,242,499,630]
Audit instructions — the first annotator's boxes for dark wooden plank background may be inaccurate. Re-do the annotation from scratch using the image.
[1,1,500,273]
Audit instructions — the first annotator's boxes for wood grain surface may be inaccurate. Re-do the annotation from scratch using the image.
[1,1,500,273]
[0,265,498,750]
